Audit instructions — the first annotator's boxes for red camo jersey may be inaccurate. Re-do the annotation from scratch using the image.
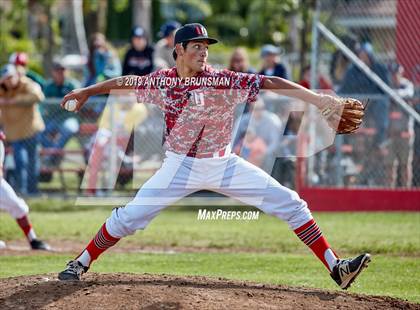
[135,65,265,155]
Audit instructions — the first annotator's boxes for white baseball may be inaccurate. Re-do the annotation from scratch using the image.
[0,240,6,249]
[64,99,78,112]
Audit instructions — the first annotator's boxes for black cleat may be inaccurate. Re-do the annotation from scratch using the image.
[30,239,52,251]
[58,260,89,281]
[330,253,371,289]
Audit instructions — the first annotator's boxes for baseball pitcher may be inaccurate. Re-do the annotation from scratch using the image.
[58,24,368,290]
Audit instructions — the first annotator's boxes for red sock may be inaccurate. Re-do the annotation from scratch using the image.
[16,215,33,239]
[77,223,120,265]
[294,219,339,271]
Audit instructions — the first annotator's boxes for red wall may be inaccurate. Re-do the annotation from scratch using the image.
[396,0,420,84]
[299,188,420,212]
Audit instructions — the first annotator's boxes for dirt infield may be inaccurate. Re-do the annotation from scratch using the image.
[0,273,418,310]
[0,239,285,256]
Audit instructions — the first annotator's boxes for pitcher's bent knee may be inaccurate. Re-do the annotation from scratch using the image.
[260,185,312,230]
[285,197,313,230]
[105,203,165,238]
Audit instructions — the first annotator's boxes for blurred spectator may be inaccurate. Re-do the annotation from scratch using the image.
[358,145,388,187]
[339,42,391,147]
[85,33,121,87]
[384,63,415,187]
[122,26,154,76]
[259,44,288,79]
[154,21,180,70]
[41,61,80,166]
[9,52,45,89]
[0,64,45,195]
[389,63,414,99]
[233,125,267,167]
[85,100,148,195]
[229,47,256,116]
[298,65,332,90]
[228,47,256,74]
[271,111,301,188]
[233,99,282,174]
[134,105,165,162]
[329,34,358,87]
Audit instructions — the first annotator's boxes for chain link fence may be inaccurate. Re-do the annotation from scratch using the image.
[2,0,419,198]
[3,97,165,196]
[304,0,420,189]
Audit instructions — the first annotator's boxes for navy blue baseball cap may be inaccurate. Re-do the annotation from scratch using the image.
[159,21,181,38]
[174,23,218,45]
[172,23,218,60]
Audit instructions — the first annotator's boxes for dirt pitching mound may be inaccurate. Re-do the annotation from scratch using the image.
[0,273,417,310]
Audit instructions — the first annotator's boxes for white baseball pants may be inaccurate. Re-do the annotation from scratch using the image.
[106,151,312,238]
[0,141,29,219]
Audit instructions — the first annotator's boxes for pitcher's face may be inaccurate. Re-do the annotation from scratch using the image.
[184,40,209,72]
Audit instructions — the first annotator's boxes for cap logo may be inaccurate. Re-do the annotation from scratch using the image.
[195,26,207,36]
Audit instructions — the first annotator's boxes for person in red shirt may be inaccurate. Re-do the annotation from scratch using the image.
[57,23,370,290]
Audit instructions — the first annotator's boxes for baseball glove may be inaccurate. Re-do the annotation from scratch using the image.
[319,95,365,134]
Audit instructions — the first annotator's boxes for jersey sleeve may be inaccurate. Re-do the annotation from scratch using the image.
[135,70,165,109]
[228,70,266,104]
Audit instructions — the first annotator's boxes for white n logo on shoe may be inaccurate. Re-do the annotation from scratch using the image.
[339,263,350,277]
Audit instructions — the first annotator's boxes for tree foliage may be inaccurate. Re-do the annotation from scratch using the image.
[0,0,32,64]
[0,0,59,73]
[160,0,212,24]
[0,0,313,74]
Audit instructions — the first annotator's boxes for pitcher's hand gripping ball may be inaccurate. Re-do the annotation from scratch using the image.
[63,99,78,112]
[319,95,365,134]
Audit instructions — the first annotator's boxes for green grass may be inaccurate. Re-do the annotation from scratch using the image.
[1,209,419,255]
[1,207,419,303]
[0,253,418,303]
